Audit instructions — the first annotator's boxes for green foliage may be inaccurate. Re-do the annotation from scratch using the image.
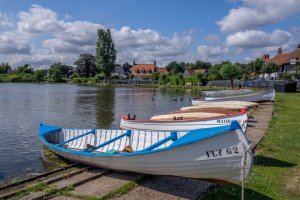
[0,62,11,74]
[49,66,63,82]
[166,61,184,75]
[95,29,117,80]
[16,64,34,74]
[159,74,168,85]
[280,73,292,80]
[34,70,45,82]
[72,78,97,84]
[95,73,105,81]
[194,60,212,69]
[74,54,97,78]
[220,63,241,88]
[151,71,160,80]
[261,62,278,75]
[246,58,264,78]
[208,64,222,80]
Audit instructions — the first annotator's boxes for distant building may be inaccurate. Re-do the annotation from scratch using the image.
[262,44,300,78]
[129,61,168,79]
[112,65,129,78]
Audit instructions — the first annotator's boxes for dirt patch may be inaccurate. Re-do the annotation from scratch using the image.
[285,168,300,196]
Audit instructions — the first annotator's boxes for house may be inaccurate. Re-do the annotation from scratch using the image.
[129,61,168,79]
[111,65,129,78]
[183,69,208,77]
[262,44,300,78]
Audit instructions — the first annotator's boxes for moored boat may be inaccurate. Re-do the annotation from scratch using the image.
[194,90,275,103]
[190,100,258,107]
[120,111,248,132]
[201,89,252,97]
[39,121,253,184]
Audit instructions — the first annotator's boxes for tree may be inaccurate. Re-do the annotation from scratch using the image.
[159,74,168,85]
[194,60,212,69]
[208,64,222,80]
[16,64,34,74]
[247,58,264,79]
[74,54,97,78]
[220,63,241,88]
[95,29,117,80]
[34,70,45,82]
[177,72,184,85]
[166,61,184,75]
[260,62,278,78]
[151,71,160,80]
[48,66,62,82]
[0,63,11,74]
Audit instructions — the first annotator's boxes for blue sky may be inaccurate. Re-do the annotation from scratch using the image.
[0,0,300,68]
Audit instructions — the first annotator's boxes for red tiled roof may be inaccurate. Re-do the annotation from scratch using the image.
[266,52,292,65]
[156,67,168,74]
[130,64,155,75]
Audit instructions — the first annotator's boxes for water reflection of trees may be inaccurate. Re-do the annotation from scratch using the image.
[95,87,115,128]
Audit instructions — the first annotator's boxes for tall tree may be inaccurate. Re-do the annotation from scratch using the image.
[220,63,241,88]
[74,54,97,78]
[166,61,184,75]
[95,29,117,80]
[194,60,212,69]
[0,63,11,74]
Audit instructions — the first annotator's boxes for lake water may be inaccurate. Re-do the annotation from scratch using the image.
[0,83,198,182]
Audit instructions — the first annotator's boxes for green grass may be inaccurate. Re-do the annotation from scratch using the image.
[199,93,300,200]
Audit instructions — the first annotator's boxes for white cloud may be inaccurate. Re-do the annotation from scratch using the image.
[0,5,195,68]
[0,31,31,54]
[0,13,13,27]
[18,4,64,34]
[218,0,300,32]
[197,45,229,63]
[226,29,291,48]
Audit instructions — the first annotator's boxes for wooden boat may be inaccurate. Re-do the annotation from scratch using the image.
[201,89,252,96]
[191,100,258,107]
[194,90,275,103]
[39,121,253,184]
[120,111,248,133]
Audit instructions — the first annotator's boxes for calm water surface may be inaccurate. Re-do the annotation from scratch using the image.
[0,83,198,182]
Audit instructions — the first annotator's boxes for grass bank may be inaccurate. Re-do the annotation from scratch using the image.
[200,93,300,200]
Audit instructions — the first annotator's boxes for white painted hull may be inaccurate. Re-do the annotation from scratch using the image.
[203,90,275,102]
[190,100,258,107]
[120,113,248,133]
[201,89,252,96]
[41,125,253,184]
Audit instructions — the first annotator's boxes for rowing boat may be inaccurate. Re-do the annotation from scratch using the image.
[39,121,253,184]
[193,90,275,103]
[120,111,248,132]
[201,89,252,96]
[191,100,258,107]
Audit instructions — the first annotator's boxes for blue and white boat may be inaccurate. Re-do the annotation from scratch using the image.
[39,121,253,184]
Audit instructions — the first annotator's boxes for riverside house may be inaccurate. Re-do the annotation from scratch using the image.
[262,44,300,79]
[129,61,168,79]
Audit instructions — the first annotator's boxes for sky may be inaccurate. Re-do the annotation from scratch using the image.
[0,0,300,69]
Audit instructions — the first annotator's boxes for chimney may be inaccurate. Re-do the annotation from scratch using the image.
[263,54,269,61]
[154,60,156,67]
[278,47,282,54]
[133,60,136,66]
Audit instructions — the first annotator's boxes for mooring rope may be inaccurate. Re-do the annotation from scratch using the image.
[241,142,248,200]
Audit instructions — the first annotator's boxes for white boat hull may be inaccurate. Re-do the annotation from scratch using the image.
[40,124,253,184]
[203,90,275,102]
[120,113,248,133]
